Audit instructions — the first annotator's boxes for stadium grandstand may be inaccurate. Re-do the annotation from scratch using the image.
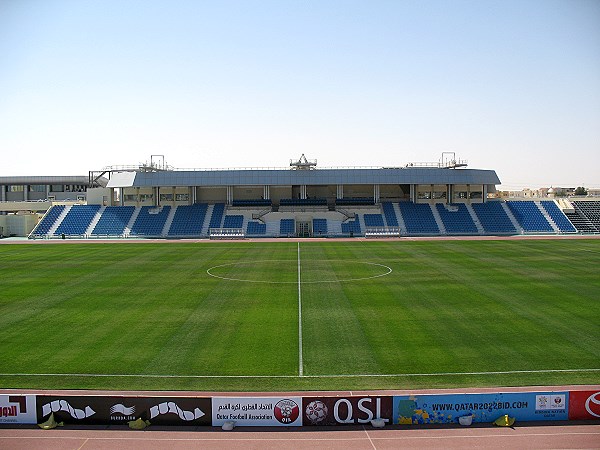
[1,154,599,239]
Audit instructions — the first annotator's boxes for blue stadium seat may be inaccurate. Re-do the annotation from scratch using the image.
[540,201,576,233]
[382,202,398,227]
[167,204,208,236]
[472,202,516,234]
[341,219,361,235]
[280,198,327,206]
[280,219,295,236]
[363,214,385,227]
[54,205,101,236]
[130,206,171,236]
[31,205,65,237]
[435,204,478,234]
[336,197,374,205]
[208,203,225,229]
[507,201,553,232]
[223,215,244,229]
[91,206,135,236]
[398,202,439,235]
[246,221,266,235]
[312,218,327,235]
[231,199,271,207]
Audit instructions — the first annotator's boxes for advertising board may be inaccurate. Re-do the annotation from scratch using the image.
[36,395,211,426]
[0,395,37,424]
[393,392,568,424]
[569,390,600,420]
[212,397,302,427]
[302,396,392,426]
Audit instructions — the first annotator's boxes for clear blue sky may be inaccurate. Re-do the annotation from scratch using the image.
[1,0,599,189]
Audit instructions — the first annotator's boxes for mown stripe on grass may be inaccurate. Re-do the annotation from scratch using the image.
[1,368,598,379]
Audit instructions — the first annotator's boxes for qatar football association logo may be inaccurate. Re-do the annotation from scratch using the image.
[273,399,300,424]
[305,400,328,424]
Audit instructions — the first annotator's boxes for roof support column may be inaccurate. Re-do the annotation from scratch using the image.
[374,184,380,203]
[410,184,416,203]
[23,185,28,201]
[337,184,343,199]
[300,185,307,200]
[1,185,5,202]
[482,184,487,202]
[263,185,270,200]
[227,185,233,205]
[447,184,453,204]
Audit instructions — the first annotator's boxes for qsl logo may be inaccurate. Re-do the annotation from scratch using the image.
[273,399,299,424]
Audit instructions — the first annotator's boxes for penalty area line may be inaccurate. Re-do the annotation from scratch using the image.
[1,368,598,379]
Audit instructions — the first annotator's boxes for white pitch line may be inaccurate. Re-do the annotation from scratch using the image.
[297,242,303,377]
[1,368,598,379]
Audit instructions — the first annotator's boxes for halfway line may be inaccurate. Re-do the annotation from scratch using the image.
[297,242,303,377]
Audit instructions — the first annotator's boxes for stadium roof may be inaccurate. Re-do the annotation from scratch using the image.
[106,167,501,188]
[0,176,101,186]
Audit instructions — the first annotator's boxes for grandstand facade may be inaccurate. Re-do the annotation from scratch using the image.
[4,157,600,239]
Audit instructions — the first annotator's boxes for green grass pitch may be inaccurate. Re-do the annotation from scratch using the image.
[0,239,599,392]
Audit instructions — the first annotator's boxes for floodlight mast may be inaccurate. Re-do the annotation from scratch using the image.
[290,154,317,170]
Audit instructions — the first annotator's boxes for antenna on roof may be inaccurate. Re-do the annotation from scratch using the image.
[290,154,317,170]
[440,152,468,169]
[139,155,173,172]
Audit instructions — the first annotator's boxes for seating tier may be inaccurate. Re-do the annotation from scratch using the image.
[507,201,553,232]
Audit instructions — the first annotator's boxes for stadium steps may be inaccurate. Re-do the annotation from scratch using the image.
[124,207,141,237]
[501,202,523,234]
[430,204,447,235]
[393,203,408,235]
[465,204,485,234]
[85,206,106,236]
[507,201,554,233]
[265,220,279,237]
[540,200,577,233]
[48,205,72,236]
[201,204,214,235]
[161,205,178,236]
[535,201,560,233]
[357,214,367,235]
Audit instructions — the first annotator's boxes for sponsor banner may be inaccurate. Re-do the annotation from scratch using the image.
[569,390,600,420]
[393,392,568,424]
[147,397,211,426]
[0,395,37,424]
[37,396,211,426]
[212,397,302,427]
[303,396,392,426]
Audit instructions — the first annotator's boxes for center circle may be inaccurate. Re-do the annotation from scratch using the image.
[206,259,392,284]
